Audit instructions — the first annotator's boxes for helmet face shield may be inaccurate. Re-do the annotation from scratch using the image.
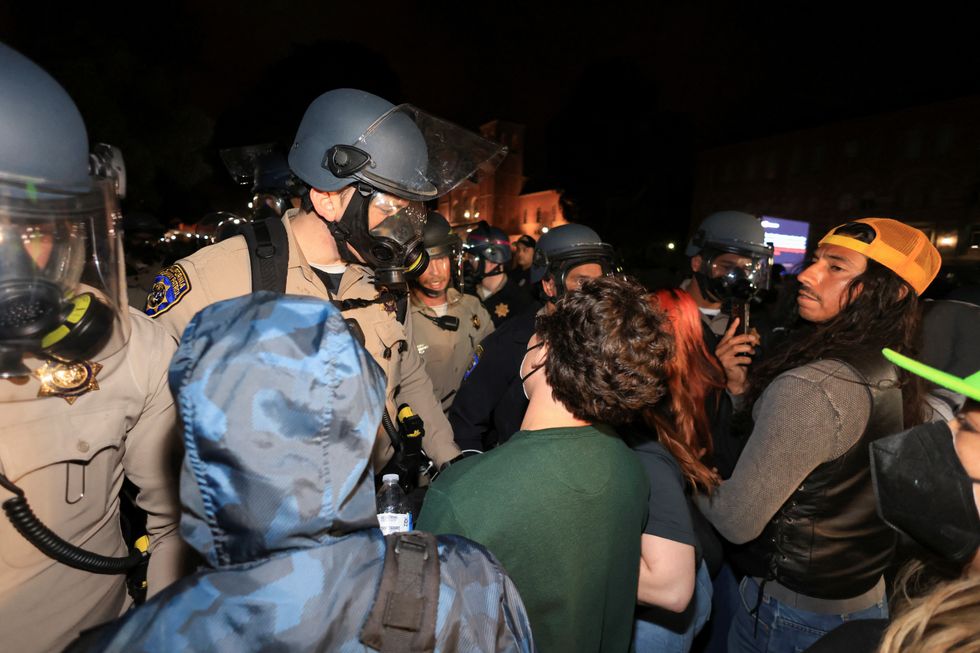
[701,248,772,301]
[0,175,129,382]
[366,192,427,242]
[338,104,507,201]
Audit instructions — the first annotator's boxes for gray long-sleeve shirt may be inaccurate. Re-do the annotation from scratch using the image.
[695,359,871,544]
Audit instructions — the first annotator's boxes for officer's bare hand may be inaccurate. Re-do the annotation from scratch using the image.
[715,318,760,396]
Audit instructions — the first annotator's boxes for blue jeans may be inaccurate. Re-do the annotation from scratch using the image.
[702,562,740,653]
[728,576,888,653]
[633,560,713,653]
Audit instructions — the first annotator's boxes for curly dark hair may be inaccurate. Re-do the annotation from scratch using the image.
[534,275,674,425]
[747,257,926,427]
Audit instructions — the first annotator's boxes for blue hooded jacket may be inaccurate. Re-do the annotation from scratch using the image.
[70,293,533,652]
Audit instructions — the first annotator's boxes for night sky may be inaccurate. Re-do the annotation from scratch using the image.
[3,2,979,251]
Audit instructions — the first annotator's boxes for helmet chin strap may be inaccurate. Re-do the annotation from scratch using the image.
[463,258,501,286]
[414,283,447,299]
[324,188,371,266]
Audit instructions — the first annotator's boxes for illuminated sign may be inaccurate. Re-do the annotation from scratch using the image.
[761,216,810,268]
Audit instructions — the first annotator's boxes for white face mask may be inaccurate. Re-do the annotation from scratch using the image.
[520,341,545,401]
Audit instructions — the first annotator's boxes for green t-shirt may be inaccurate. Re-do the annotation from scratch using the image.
[418,424,649,652]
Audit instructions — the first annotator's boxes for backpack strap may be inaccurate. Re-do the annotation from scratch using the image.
[223,216,289,293]
[360,532,440,653]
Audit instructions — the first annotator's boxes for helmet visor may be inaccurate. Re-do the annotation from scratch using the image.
[705,249,772,297]
[353,105,507,201]
[367,191,427,243]
[218,143,275,186]
[0,175,129,376]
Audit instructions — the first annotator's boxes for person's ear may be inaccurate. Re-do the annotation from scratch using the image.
[309,187,350,222]
[897,285,909,301]
[542,276,557,298]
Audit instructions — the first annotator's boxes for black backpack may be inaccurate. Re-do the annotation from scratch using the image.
[218,216,289,293]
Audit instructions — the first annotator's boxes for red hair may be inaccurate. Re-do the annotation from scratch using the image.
[646,289,726,492]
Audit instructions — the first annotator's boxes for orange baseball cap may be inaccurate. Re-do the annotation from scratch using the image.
[817,218,941,295]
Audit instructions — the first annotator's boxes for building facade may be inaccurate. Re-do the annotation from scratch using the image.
[437,120,566,239]
[692,97,980,263]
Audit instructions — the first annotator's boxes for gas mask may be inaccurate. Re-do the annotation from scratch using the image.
[462,250,508,293]
[0,176,128,381]
[693,248,772,303]
[326,186,429,289]
[871,421,980,567]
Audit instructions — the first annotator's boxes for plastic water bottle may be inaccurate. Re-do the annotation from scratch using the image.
[376,474,412,535]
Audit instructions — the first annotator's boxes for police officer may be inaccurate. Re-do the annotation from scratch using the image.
[144,89,505,472]
[463,222,536,326]
[410,212,494,412]
[683,211,774,487]
[0,43,186,652]
[507,234,536,289]
[450,223,616,451]
[684,210,774,342]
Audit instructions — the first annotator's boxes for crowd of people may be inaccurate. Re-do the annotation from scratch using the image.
[1,40,979,653]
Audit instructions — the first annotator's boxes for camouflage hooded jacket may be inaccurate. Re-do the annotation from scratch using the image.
[69,293,534,653]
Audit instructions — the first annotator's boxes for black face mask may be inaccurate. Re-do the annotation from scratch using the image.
[325,188,428,289]
[871,421,980,567]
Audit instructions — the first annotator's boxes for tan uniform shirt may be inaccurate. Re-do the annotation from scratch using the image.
[410,289,494,412]
[0,309,186,653]
[145,210,460,469]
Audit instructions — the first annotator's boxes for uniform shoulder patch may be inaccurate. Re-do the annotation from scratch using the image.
[144,264,192,317]
[463,344,484,381]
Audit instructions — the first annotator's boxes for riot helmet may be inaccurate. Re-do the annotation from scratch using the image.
[422,212,461,259]
[289,89,505,288]
[530,224,615,300]
[461,222,511,289]
[413,211,462,299]
[0,43,129,383]
[686,210,774,302]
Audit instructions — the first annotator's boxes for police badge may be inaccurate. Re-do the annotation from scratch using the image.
[34,360,103,404]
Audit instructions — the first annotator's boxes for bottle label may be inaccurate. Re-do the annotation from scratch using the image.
[377,512,412,535]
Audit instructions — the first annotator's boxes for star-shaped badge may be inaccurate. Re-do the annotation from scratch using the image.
[494,303,509,319]
[34,360,103,404]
